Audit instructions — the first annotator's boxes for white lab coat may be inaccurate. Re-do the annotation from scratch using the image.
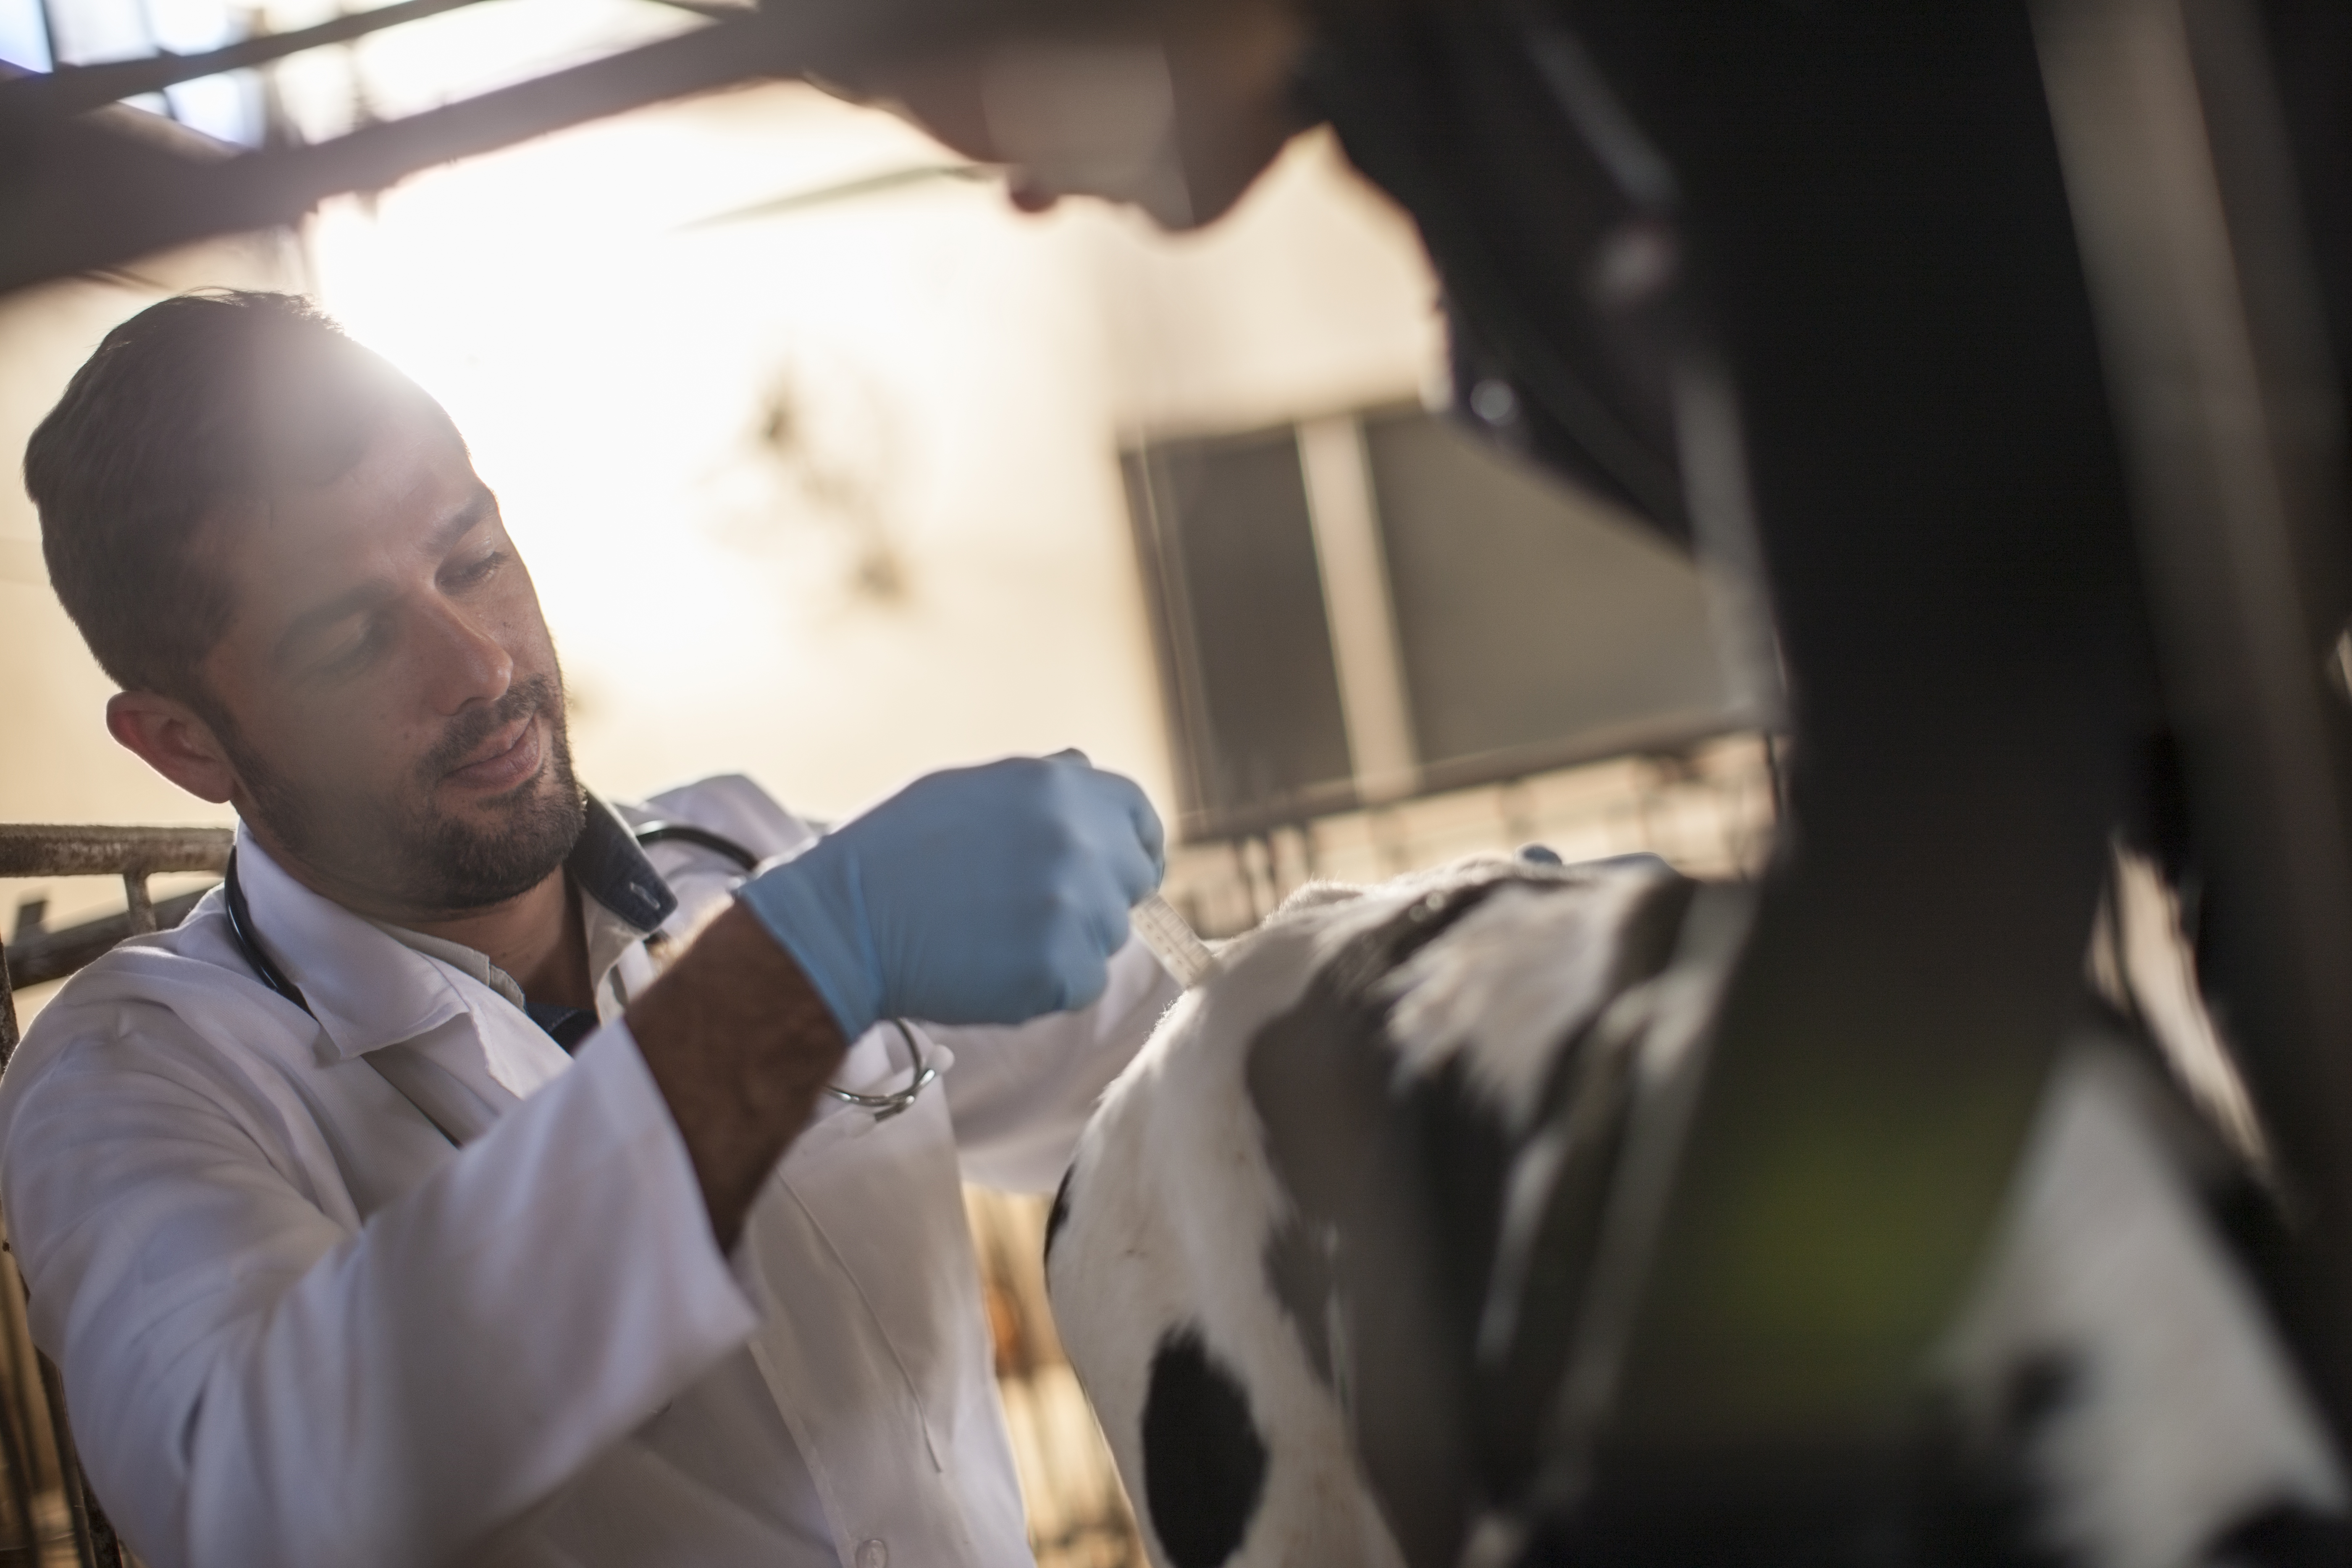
[0,775,1179,1568]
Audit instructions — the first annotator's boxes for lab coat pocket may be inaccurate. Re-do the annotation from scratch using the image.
[753,1024,985,1468]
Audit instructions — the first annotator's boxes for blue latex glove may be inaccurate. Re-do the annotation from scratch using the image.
[738,753,1166,1040]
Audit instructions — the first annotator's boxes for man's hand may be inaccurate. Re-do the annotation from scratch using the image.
[630,754,1160,1250]
[736,753,1166,1042]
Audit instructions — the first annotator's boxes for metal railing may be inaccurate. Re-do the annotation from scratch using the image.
[0,824,233,1568]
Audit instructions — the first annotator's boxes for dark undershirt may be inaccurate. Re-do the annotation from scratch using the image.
[522,998,600,1052]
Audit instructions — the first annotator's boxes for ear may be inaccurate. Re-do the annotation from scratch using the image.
[105,691,239,804]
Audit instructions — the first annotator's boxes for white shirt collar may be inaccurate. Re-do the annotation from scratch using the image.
[232,798,680,1060]
[371,920,530,1012]
[370,890,656,1020]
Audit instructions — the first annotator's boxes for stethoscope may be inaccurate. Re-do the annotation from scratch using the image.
[221,819,938,1131]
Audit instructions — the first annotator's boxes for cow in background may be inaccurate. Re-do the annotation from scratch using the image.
[1046,855,2349,1568]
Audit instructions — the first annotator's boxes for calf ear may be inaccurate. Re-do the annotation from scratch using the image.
[1142,1329,1268,1568]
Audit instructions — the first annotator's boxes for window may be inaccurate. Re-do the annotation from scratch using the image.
[1125,405,1740,840]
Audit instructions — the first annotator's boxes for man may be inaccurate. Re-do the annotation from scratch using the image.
[0,289,1179,1567]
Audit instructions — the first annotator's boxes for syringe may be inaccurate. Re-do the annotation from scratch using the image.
[1129,891,1220,990]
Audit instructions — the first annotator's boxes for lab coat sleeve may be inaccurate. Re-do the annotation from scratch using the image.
[935,937,1181,1192]
[0,1009,759,1568]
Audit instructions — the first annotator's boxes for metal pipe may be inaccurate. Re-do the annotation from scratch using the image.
[0,825,232,880]
[5,888,215,992]
[119,875,156,938]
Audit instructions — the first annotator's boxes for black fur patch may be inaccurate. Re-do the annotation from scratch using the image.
[2205,1499,2352,1568]
[1249,866,1704,1562]
[1045,1164,1076,1266]
[1248,872,1531,1568]
[1906,1353,2079,1568]
[1471,1035,1638,1504]
[1477,873,1700,1505]
[1142,1329,1269,1568]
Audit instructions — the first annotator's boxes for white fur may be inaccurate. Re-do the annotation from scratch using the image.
[1049,880,1410,1568]
[1941,1045,2344,1568]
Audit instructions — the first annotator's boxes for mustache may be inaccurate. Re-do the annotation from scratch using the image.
[418,676,561,783]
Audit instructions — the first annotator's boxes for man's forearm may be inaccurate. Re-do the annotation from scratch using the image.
[627,904,848,1248]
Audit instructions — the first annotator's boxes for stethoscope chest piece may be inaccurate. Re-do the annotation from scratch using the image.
[826,1019,939,1122]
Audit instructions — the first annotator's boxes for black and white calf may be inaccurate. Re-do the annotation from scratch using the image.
[1045,855,2349,1568]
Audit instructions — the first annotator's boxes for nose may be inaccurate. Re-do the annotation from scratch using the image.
[416,597,514,716]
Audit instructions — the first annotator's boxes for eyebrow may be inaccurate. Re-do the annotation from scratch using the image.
[271,488,498,669]
[425,488,497,557]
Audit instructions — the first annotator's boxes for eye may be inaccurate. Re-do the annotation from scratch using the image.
[449,549,507,588]
[319,617,391,678]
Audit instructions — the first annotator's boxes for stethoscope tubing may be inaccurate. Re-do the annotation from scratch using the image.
[220,821,935,1127]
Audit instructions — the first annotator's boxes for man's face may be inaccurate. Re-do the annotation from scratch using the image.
[195,394,585,919]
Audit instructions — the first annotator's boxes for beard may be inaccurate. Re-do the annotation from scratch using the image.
[228,674,589,915]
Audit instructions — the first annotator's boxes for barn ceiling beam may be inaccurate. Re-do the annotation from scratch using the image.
[0,0,502,123]
[0,14,771,295]
[0,0,1095,297]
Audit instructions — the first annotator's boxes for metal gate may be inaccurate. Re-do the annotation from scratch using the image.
[0,825,234,1568]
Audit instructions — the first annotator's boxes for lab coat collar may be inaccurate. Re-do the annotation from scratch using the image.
[233,794,679,1064]
[570,796,678,935]
[231,830,474,1063]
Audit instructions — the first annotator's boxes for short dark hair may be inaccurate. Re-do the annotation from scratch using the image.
[25,290,414,703]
